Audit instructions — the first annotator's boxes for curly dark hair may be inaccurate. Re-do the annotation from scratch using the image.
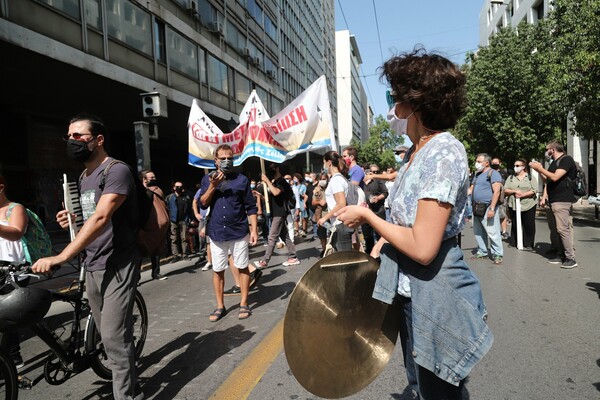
[380,46,466,131]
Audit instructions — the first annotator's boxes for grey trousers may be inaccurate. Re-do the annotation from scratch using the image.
[87,261,142,400]
[264,215,296,262]
[170,220,188,256]
[547,202,576,260]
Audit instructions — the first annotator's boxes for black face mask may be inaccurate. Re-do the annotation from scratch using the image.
[66,138,94,162]
[146,179,158,187]
[491,164,500,170]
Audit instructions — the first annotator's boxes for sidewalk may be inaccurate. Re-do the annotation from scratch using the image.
[572,199,600,226]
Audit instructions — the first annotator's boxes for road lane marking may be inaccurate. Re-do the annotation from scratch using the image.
[209,319,284,399]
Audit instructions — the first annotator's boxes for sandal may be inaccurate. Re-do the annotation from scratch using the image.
[238,305,252,320]
[209,307,227,322]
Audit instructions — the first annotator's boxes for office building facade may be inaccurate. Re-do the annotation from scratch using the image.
[0,0,336,228]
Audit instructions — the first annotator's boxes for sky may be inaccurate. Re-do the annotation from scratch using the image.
[334,0,486,119]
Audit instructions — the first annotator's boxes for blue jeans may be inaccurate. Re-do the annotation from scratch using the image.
[473,208,503,257]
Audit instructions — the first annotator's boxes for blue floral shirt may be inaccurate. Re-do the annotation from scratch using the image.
[389,132,469,296]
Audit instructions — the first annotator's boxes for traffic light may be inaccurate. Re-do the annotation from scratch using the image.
[140,92,168,118]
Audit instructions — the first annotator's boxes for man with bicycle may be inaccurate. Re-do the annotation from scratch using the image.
[32,113,143,400]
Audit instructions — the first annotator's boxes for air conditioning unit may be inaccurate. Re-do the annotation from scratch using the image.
[187,0,197,13]
[211,21,224,35]
[253,56,261,66]
[266,70,276,80]
[243,47,251,58]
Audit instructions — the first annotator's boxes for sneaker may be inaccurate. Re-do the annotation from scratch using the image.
[561,259,578,269]
[201,262,212,271]
[224,285,241,295]
[254,260,267,268]
[249,268,263,288]
[11,354,24,370]
[492,256,502,265]
[282,258,301,266]
[547,257,563,264]
[501,232,509,239]
[152,273,168,281]
[300,230,306,238]
[469,253,488,260]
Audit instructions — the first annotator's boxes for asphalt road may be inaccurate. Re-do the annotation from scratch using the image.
[14,217,600,400]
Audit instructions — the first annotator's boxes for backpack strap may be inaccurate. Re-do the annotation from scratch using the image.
[78,159,125,193]
[5,202,18,219]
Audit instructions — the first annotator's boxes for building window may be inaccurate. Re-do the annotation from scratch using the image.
[535,1,544,20]
[84,0,102,29]
[199,48,206,83]
[235,73,251,102]
[265,15,277,40]
[225,21,245,53]
[106,0,152,55]
[38,0,80,20]
[154,19,166,63]
[247,0,263,25]
[208,54,228,94]
[167,29,198,78]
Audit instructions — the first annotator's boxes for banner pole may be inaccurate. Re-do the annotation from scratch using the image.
[260,158,271,215]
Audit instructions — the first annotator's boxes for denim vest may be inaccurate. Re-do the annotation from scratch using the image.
[373,240,493,386]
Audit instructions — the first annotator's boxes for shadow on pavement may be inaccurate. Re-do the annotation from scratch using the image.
[585,282,600,300]
[137,326,255,399]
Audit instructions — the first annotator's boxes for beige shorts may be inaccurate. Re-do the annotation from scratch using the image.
[209,235,249,272]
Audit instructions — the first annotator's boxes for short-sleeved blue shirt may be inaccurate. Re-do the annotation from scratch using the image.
[471,169,503,204]
[199,172,257,242]
[349,165,365,189]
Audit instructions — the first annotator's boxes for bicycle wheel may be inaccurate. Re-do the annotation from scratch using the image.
[84,291,148,380]
[0,350,18,400]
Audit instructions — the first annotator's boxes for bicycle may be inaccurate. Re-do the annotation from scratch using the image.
[0,348,17,400]
[0,261,148,396]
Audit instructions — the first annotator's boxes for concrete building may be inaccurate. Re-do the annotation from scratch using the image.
[335,30,368,148]
[0,0,337,229]
[479,0,597,196]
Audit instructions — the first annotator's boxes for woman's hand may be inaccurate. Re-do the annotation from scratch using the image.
[370,237,388,258]
[335,205,369,228]
[317,217,327,227]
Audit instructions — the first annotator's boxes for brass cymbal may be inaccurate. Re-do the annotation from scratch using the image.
[284,251,400,399]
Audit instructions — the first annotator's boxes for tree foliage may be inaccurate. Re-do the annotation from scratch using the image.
[351,115,404,169]
[454,21,562,164]
[455,0,600,165]
[549,0,600,139]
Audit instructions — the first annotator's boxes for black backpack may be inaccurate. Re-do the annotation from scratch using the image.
[557,157,588,199]
[571,163,588,198]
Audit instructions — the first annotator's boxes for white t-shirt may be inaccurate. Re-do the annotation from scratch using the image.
[0,220,26,264]
[325,173,348,224]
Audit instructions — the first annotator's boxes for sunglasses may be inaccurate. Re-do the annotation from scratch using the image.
[217,157,233,161]
[63,132,94,141]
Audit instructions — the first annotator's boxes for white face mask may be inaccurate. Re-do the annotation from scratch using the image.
[513,166,524,174]
[319,180,327,187]
[545,150,553,161]
[304,176,311,182]
[475,162,484,172]
[387,104,413,136]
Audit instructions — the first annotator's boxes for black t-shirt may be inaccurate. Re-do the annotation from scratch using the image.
[547,154,577,203]
[305,182,317,211]
[269,177,293,217]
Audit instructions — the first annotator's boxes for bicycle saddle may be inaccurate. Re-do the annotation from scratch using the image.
[0,286,52,332]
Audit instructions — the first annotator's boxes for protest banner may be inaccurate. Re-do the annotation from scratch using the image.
[188,75,336,169]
